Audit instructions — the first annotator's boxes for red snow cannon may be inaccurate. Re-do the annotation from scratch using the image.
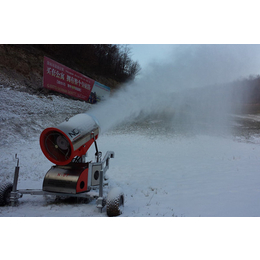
[40,113,99,165]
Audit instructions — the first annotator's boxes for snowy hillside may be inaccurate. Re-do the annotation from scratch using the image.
[1,84,260,217]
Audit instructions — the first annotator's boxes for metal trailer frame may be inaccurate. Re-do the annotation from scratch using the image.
[10,150,114,213]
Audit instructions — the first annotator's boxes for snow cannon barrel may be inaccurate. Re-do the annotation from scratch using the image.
[40,113,100,165]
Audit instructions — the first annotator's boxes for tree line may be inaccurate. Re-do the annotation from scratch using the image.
[32,44,141,83]
[234,75,260,104]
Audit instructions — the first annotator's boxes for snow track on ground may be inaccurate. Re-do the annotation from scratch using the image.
[1,86,260,217]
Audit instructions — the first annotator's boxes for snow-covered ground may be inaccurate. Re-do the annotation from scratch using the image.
[1,85,260,217]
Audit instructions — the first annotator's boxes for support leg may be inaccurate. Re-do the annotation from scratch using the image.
[96,170,104,213]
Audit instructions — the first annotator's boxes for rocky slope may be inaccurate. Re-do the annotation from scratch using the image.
[0,45,43,93]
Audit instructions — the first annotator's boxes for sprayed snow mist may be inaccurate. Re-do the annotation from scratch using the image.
[89,45,260,135]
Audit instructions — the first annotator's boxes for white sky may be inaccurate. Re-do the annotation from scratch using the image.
[129,44,176,69]
[128,44,260,83]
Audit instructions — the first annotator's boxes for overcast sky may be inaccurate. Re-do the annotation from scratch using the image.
[129,44,176,69]
[126,44,260,90]
[131,44,260,75]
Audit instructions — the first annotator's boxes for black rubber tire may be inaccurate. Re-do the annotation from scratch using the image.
[106,187,124,217]
[0,182,13,206]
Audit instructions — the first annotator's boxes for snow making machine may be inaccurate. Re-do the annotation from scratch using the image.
[0,113,124,217]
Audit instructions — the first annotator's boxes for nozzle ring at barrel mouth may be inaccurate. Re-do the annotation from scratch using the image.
[40,128,73,165]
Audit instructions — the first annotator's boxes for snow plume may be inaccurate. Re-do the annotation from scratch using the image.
[89,45,260,135]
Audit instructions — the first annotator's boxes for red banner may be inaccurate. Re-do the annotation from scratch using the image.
[43,56,95,101]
